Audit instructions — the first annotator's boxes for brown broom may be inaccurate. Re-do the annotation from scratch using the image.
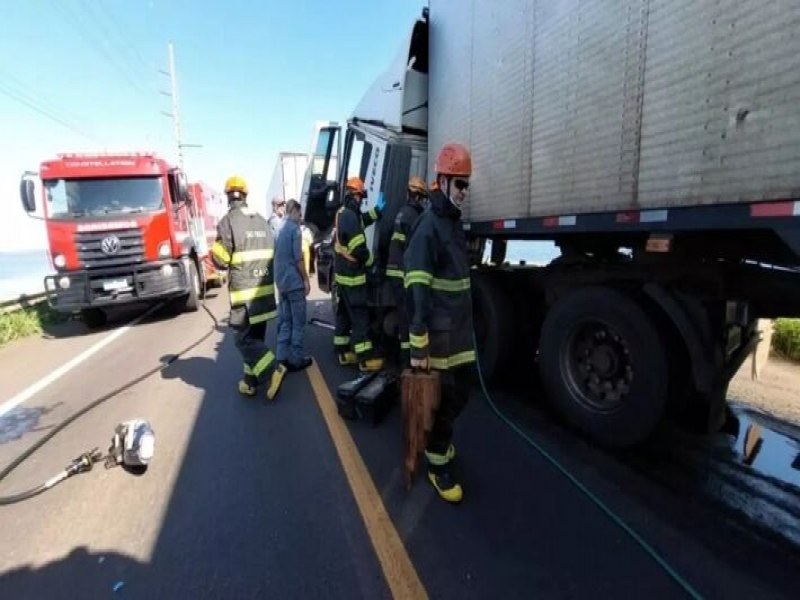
[401,368,441,490]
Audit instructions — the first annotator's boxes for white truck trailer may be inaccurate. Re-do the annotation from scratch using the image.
[303,1,800,447]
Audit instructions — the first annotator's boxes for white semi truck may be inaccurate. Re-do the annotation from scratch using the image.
[302,1,800,448]
[266,151,310,207]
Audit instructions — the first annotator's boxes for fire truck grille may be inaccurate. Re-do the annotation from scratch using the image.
[75,228,145,269]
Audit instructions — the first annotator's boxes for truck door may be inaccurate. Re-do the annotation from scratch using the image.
[302,123,342,238]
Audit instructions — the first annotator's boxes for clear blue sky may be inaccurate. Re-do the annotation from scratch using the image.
[0,0,424,250]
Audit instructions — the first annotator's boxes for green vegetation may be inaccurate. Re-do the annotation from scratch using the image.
[773,318,800,362]
[0,302,69,346]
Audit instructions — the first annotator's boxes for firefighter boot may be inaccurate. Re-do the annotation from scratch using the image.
[238,380,257,397]
[266,364,288,401]
[359,357,385,373]
[338,352,358,366]
[425,449,463,504]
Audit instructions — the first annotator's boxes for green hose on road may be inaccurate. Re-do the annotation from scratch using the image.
[473,337,703,599]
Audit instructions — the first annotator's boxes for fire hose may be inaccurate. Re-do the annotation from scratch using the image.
[473,333,703,599]
[0,300,219,506]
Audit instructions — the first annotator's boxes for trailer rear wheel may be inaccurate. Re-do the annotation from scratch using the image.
[472,271,514,380]
[539,287,667,448]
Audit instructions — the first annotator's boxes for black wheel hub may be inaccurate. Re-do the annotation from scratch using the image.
[562,322,633,412]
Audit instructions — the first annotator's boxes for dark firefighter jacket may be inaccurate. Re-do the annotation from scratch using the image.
[334,198,381,298]
[211,203,277,326]
[386,203,424,281]
[404,190,475,370]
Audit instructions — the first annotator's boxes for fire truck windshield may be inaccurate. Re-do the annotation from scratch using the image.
[43,177,165,218]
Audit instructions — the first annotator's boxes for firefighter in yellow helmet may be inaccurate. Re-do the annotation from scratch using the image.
[332,176,385,372]
[211,175,286,400]
[404,144,475,503]
[385,176,428,366]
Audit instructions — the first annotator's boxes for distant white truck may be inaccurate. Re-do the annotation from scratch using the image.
[265,151,310,211]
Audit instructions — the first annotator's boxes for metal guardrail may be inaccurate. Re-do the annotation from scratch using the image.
[0,291,48,314]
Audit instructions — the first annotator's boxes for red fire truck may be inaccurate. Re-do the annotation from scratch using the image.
[187,180,228,288]
[20,152,210,328]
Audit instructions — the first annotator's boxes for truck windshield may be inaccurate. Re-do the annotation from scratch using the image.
[43,177,165,218]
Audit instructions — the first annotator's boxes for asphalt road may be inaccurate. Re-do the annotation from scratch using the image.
[0,289,798,599]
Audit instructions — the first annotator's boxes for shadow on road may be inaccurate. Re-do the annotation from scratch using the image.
[0,546,145,599]
[159,355,223,392]
[37,290,223,341]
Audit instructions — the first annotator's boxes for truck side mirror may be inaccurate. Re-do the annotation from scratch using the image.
[20,178,35,213]
[176,172,189,204]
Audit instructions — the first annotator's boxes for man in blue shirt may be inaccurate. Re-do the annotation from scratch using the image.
[274,199,312,371]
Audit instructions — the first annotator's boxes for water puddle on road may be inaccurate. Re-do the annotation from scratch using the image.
[728,408,800,489]
[0,405,56,444]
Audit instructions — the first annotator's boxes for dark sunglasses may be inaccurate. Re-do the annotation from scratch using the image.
[453,179,470,191]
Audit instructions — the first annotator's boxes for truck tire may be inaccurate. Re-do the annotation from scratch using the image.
[471,271,514,380]
[80,308,107,329]
[538,286,667,448]
[182,260,201,312]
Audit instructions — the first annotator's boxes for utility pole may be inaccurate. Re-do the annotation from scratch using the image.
[159,41,201,169]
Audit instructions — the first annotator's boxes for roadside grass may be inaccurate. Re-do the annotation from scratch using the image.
[773,318,800,362]
[0,302,70,346]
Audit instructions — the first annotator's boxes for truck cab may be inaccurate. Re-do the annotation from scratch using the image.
[20,152,206,327]
[300,18,430,339]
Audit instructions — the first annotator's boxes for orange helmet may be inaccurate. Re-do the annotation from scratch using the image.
[408,176,427,195]
[434,143,472,177]
[345,176,366,196]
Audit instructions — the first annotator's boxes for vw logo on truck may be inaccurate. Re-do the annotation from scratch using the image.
[101,235,121,255]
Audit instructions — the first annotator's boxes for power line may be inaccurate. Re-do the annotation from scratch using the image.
[0,82,101,143]
[54,1,150,99]
[0,69,94,132]
[93,0,153,75]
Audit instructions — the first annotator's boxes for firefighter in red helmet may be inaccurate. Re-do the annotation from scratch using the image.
[404,143,476,503]
[332,177,386,372]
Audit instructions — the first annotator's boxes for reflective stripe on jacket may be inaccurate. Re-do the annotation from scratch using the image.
[404,190,475,370]
[386,203,423,280]
[212,204,277,324]
[333,202,380,288]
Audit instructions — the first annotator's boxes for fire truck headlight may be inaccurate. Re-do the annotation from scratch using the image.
[58,276,70,289]
[161,264,174,277]
[53,254,66,268]
[158,242,172,258]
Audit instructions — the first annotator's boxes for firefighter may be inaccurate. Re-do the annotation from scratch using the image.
[211,176,287,401]
[385,176,428,366]
[404,143,475,504]
[333,176,385,372]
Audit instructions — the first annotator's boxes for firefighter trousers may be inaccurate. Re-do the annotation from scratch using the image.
[390,278,410,367]
[232,308,278,387]
[334,284,374,361]
[427,365,475,455]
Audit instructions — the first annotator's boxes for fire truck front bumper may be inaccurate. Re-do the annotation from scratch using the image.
[44,259,191,312]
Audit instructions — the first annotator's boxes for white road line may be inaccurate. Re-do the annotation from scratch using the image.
[0,303,163,418]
